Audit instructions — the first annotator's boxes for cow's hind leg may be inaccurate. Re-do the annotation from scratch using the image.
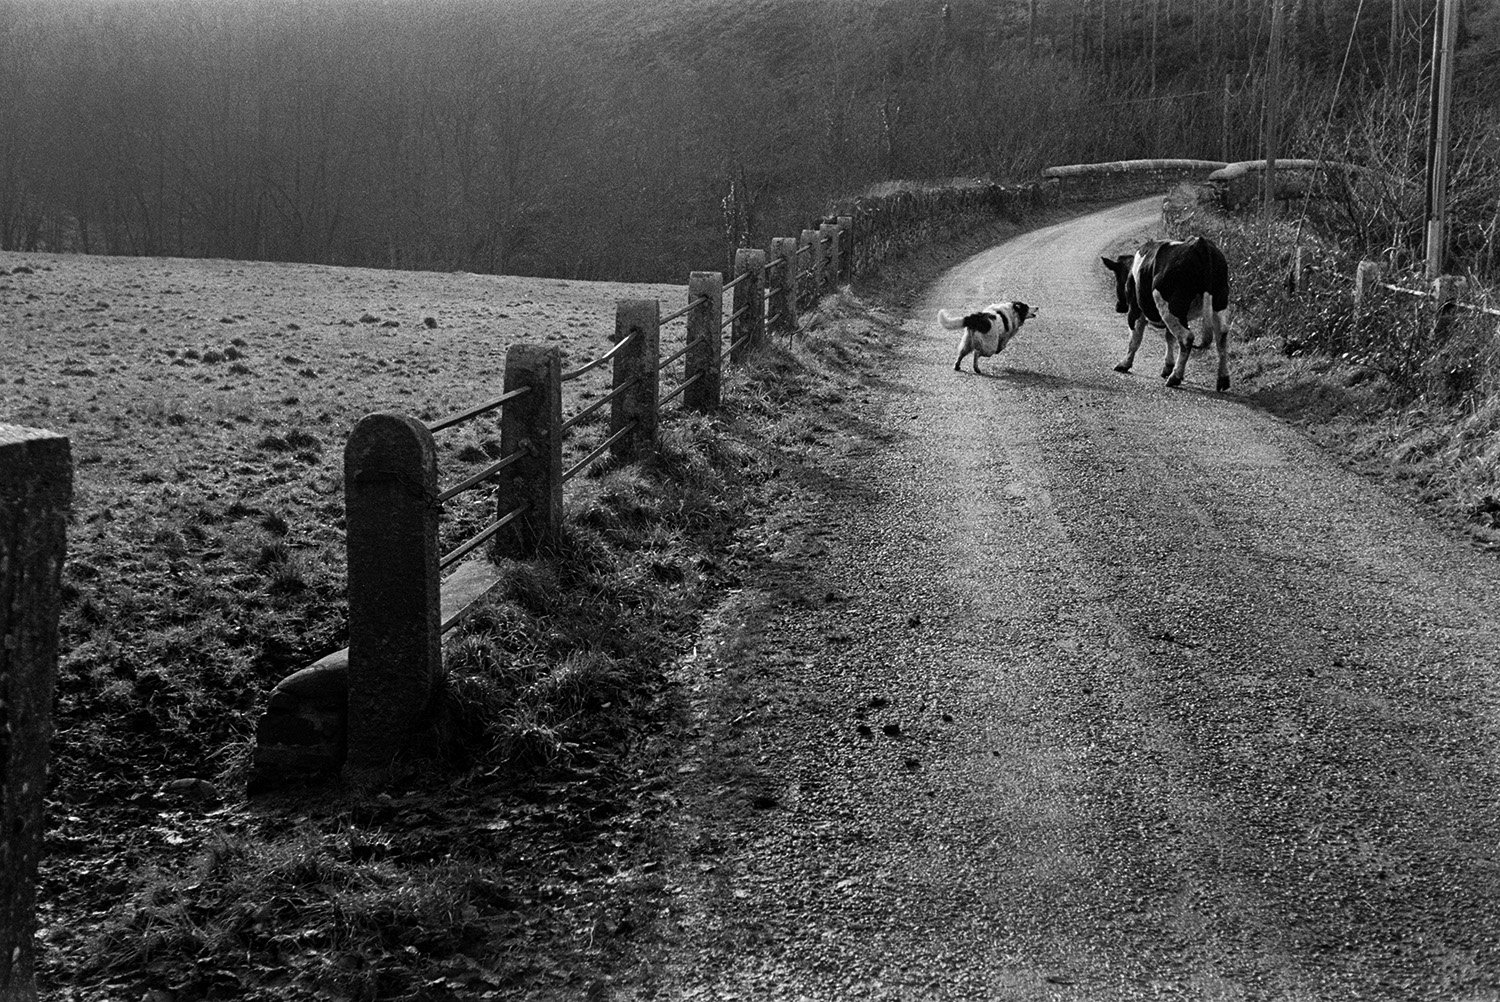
[1116,319,1147,373]
[1154,290,1195,387]
[1160,329,1181,380]
[1210,307,1230,392]
[1167,335,1192,386]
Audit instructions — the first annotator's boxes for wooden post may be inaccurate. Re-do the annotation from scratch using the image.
[1354,260,1381,312]
[344,414,441,771]
[0,426,70,1002]
[768,237,799,337]
[495,344,562,557]
[610,299,660,462]
[684,272,723,413]
[820,222,842,288]
[799,228,823,306]
[730,248,766,364]
[1432,275,1464,341]
[837,215,855,281]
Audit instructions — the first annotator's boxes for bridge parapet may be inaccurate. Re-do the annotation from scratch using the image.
[1043,160,1229,202]
[1207,159,1364,209]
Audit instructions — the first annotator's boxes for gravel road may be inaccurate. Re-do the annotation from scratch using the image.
[630,197,1500,1001]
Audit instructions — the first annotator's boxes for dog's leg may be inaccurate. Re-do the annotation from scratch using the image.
[1115,319,1146,373]
[954,332,971,372]
[1211,307,1231,392]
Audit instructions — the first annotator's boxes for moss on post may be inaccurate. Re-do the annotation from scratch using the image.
[610,300,660,462]
[343,413,441,772]
[495,344,563,558]
[685,272,723,413]
[1,425,71,1002]
[768,238,799,338]
[731,249,766,364]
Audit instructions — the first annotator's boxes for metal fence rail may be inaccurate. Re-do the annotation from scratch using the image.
[563,421,637,483]
[561,331,635,382]
[441,504,529,570]
[427,385,531,434]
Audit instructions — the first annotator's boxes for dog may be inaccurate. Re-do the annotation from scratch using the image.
[938,302,1037,374]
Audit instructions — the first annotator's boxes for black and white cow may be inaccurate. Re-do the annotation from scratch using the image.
[1101,236,1231,392]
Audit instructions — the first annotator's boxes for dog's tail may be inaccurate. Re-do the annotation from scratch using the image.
[936,309,968,330]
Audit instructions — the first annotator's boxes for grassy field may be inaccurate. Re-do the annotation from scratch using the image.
[1,247,689,788]
[0,248,726,998]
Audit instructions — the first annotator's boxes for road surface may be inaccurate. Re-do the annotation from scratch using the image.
[634,197,1500,1001]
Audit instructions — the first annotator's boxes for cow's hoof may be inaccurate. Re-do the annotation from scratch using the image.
[1166,375,1183,388]
[1217,376,1231,392]
[954,364,961,371]
[1113,363,1131,373]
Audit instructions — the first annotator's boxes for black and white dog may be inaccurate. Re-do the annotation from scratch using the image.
[938,301,1037,374]
[1101,236,1230,391]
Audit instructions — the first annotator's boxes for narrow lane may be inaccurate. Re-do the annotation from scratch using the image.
[645,197,1500,1000]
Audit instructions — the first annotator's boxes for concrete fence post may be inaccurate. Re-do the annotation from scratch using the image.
[1,425,70,1002]
[495,344,562,558]
[610,299,660,462]
[837,214,856,281]
[1354,260,1381,312]
[685,272,723,413]
[731,249,767,364]
[799,228,822,306]
[820,222,842,288]
[343,414,441,771]
[768,237,800,337]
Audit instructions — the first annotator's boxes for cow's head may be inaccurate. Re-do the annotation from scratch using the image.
[1101,254,1134,314]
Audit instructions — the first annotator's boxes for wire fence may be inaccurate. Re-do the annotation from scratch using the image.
[1375,280,1500,319]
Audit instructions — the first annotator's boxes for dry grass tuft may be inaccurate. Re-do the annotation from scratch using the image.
[1167,183,1500,546]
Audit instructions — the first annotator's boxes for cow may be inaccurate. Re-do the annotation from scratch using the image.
[1101,236,1231,392]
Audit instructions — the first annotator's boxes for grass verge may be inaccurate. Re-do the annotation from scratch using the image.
[1165,184,1500,552]
[37,285,909,999]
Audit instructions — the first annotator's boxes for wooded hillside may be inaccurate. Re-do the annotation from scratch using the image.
[1,0,1497,281]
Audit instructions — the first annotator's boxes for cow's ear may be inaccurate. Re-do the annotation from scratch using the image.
[1101,256,1115,271]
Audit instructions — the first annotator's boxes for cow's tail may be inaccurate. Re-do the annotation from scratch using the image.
[937,309,967,330]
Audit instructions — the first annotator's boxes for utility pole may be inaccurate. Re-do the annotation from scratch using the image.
[1391,0,1401,78]
[1222,72,1232,162]
[1263,0,1286,220]
[1150,0,1159,95]
[1425,0,1460,279]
